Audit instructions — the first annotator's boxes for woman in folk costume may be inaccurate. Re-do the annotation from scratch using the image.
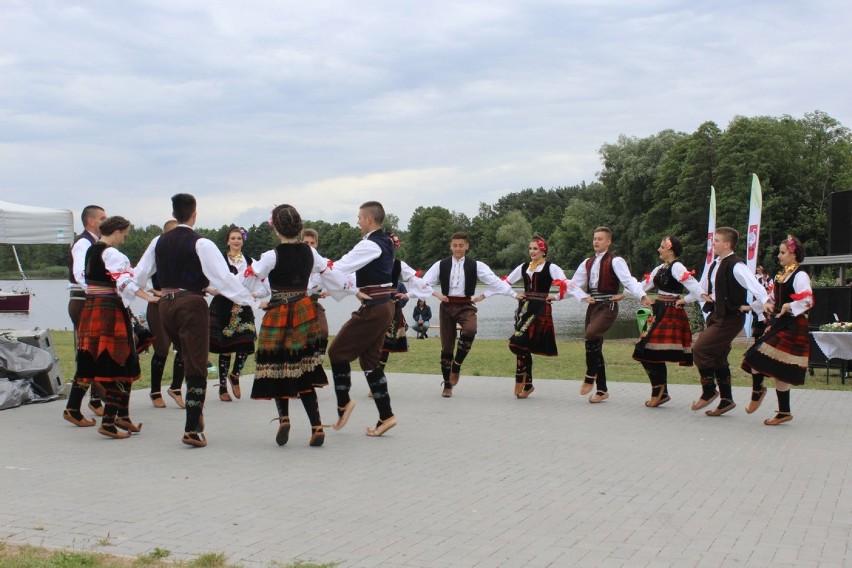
[302,228,330,349]
[632,236,702,407]
[505,236,579,398]
[378,234,410,364]
[73,216,159,439]
[208,226,257,402]
[249,205,341,447]
[742,235,813,425]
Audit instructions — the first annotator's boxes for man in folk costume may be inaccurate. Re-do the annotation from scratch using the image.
[692,227,769,416]
[420,232,516,397]
[63,205,108,427]
[147,219,186,409]
[327,201,402,437]
[135,194,260,447]
[571,226,652,403]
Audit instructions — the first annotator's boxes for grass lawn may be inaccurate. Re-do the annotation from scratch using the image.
[0,542,336,568]
[46,330,850,391]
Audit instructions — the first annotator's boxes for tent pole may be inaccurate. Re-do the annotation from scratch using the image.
[11,245,30,291]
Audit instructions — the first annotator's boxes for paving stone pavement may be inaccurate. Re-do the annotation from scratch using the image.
[2,374,852,568]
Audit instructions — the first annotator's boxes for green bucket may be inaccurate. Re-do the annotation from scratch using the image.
[636,307,652,334]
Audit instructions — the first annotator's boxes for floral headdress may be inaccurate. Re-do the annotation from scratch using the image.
[786,235,796,254]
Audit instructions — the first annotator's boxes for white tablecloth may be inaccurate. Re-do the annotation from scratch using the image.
[812,332,852,360]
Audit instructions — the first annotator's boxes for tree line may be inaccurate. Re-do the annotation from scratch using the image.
[3,110,850,280]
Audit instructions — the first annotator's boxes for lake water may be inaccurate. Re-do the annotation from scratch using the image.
[0,279,642,340]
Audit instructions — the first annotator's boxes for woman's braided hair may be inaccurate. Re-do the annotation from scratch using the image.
[99,216,131,236]
[271,204,303,238]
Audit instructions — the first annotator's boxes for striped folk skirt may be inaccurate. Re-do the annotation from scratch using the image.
[742,314,809,385]
[633,301,694,366]
[252,296,327,399]
[76,295,141,383]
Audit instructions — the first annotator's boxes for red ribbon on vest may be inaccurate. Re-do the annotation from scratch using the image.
[679,269,696,283]
[243,266,255,278]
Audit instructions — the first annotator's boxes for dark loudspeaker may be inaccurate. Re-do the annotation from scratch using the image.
[0,328,66,396]
[809,287,852,327]
[828,191,852,255]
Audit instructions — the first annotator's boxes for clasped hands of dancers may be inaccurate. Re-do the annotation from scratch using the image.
[64,194,812,448]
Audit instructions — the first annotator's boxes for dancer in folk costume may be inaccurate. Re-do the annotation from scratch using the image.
[63,205,108,426]
[505,236,583,398]
[374,234,433,374]
[632,236,702,407]
[692,227,769,416]
[420,232,515,398]
[302,228,331,348]
[74,216,160,438]
[250,205,341,447]
[571,226,652,403]
[134,194,260,448]
[209,226,258,402]
[147,219,186,408]
[742,235,813,425]
[327,201,402,436]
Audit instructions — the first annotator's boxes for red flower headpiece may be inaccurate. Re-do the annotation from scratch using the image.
[536,238,548,255]
[786,235,796,254]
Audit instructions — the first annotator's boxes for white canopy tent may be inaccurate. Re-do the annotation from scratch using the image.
[0,201,75,245]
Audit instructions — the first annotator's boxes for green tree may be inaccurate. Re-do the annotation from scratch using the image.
[494,211,533,269]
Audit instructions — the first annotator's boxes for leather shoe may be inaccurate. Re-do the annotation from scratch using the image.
[150,393,166,408]
[764,412,793,425]
[63,409,95,427]
[745,387,766,414]
[333,400,356,431]
[691,391,719,411]
[88,400,105,417]
[309,426,325,447]
[98,423,131,439]
[275,417,290,446]
[589,391,609,403]
[580,379,594,396]
[366,415,397,437]
[167,389,186,408]
[115,418,143,433]
[182,432,207,447]
[228,373,241,399]
[449,372,460,387]
[517,385,535,399]
[442,386,453,398]
[705,399,736,416]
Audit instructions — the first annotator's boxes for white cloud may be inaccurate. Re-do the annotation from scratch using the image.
[1,0,850,232]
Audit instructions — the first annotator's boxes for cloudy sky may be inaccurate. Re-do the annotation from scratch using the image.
[2,0,849,232]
